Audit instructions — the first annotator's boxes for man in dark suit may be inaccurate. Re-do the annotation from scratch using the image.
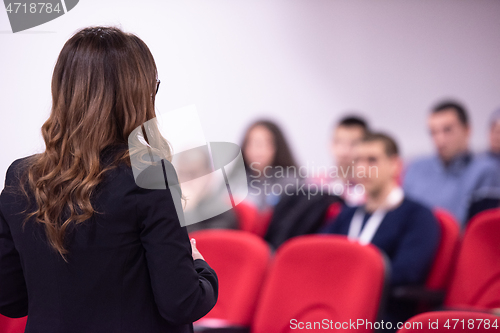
[322,133,440,330]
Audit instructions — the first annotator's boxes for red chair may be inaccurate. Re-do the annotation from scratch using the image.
[233,202,259,233]
[445,208,500,310]
[252,235,388,333]
[0,314,27,333]
[397,311,500,332]
[426,209,461,291]
[190,230,271,328]
[233,202,273,237]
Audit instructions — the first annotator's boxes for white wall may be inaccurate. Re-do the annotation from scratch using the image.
[1,0,500,186]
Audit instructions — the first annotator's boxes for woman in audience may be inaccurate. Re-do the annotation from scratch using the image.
[0,26,218,333]
[241,119,299,211]
[232,119,299,235]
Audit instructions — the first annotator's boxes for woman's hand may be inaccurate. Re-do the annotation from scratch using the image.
[190,238,205,261]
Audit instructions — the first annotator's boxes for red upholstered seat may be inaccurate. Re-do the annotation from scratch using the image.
[233,202,273,237]
[190,229,271,327]
[0,314,27,333]
[397,311,499,333]
[426,209,461,291]
[445,208,500,310]
[252,235,388,333]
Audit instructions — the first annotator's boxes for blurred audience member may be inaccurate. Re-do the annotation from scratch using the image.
[241,119,298,211]
[175,146,238,234]
[240,119,341,246]
[322,132,440,328]
[404,101,500,226]
[488,108,500,163]
[468,107,500,219]
[330,115,369,206]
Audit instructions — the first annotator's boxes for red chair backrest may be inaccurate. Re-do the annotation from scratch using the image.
[190,229,271,326]
[426,209,460,290]
[233,202,273,237]
[445,208,500,309]
[252,235,388,333]
[0,315,27,333]
[234,202,260,233]
[323,202,342,224]
[397,311,500,333]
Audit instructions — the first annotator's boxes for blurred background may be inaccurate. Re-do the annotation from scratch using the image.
[1,0,500,185]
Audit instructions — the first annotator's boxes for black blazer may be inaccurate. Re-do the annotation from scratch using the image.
[0,147,218,333]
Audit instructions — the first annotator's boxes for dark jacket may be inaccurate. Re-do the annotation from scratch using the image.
[0,148,218,333]
[321,198,440,326]
[264,184,342,250]
[322,198,440,286]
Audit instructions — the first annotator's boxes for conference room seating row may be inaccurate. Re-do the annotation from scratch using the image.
[1,208,498,333]
[191,208,500,333]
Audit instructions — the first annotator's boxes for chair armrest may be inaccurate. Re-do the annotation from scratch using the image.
[194,319,250,333]
[193,325,250,333]
[391,285,445,305]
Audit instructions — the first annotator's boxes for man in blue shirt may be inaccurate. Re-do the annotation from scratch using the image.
[322,132,440,329]
[487,108,500,164]
[403,101,500,226]
[468,108,500,218]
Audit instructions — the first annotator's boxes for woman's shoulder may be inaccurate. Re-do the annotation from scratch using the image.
[102,155,179,196]
[0,155,39,202]
[4,154,38,184]
[8,154,36,170]
[2,148,176,197]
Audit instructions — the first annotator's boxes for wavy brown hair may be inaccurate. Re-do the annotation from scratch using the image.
[16,26,170,260]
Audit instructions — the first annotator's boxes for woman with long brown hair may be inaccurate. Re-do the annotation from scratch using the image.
[241,119,298,211]
[0,26,217,332]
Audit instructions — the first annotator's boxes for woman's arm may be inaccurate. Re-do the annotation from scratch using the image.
[133,161,218,326]
[0,166,29,318]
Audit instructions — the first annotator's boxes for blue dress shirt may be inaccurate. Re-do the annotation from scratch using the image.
[403,152,500,226]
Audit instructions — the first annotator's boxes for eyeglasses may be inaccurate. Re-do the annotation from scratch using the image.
[156,79,161,95]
